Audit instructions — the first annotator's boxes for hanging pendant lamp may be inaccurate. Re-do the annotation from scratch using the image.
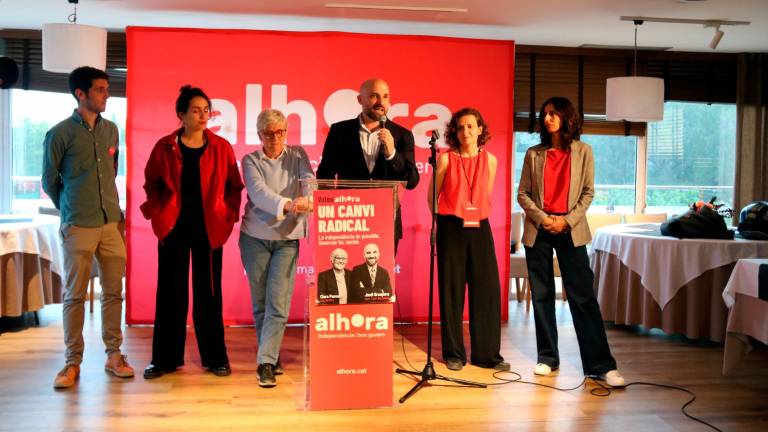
[42,0,107,73]
[606,20,664,122]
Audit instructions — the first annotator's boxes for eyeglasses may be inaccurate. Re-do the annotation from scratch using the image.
[333,256,348,261]
[260,129,287,139]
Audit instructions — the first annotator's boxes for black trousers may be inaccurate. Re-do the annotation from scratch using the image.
[151,225,228,369]
[525,229,616,375]
[436,215,504,367]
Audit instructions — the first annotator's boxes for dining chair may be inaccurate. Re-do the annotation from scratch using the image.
[509,212,527,303]
[623,213,668,224]
[510,212,565,310]
[586,213,622,238]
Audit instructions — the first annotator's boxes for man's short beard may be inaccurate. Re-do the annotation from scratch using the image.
[364,107,385,122]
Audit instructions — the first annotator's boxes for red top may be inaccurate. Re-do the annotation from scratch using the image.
[140,128,244,248]
[543,147,571,214]
[438,150,491,220]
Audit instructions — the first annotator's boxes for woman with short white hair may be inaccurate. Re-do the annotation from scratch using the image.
[238,108,315,388]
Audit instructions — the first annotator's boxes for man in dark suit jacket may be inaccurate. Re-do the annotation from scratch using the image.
[317,248,352,305]
[316,78,420,250]
[350,243,392,303]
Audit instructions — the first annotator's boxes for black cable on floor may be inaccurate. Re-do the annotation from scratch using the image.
[394,321,722,431]
[497,370,724,432]
[394,300,420,372]
[603,380,723,432]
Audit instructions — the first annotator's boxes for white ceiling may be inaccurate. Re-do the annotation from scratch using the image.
[1,0,767,52]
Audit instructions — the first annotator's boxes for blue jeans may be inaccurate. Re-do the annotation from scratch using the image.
[238,232,298,366]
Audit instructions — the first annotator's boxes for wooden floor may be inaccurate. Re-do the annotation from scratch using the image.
[1,299,766,432]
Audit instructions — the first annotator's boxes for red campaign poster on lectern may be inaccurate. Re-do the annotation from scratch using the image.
[308,188,394,410]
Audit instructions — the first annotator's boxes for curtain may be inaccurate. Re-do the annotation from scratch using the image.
[734,53,768,215]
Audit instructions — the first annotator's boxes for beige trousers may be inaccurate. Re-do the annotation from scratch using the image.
[60,222,126,365]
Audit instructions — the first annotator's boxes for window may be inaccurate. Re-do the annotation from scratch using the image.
[10,90,127,213]
[513,132,636,213]
[512,102,736,219]
[585,134,637,214]
[646,101,736,217]
[512,131,540,210]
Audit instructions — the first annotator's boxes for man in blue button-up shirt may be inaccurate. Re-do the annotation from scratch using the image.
[42,66,134,389]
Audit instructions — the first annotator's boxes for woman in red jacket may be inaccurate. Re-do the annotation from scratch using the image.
[140,85,244,379]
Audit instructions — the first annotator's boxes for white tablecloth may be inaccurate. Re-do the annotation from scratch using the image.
[591,223,768,309]
[0,214,63,276]
[722,258,768,307]
[721,258,768,374]
[0,214,64,317]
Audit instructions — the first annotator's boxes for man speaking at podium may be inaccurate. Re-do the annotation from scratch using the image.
[317,78,420,252]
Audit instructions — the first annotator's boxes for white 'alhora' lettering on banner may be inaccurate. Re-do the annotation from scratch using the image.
[208,85,451,149]
[315,313,389,332]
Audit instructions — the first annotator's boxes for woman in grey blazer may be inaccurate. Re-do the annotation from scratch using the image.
[517,97,625,387]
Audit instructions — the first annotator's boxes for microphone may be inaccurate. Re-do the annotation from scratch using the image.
[429,130,440,148]
[427,130,439,167]
[378,115,389,159]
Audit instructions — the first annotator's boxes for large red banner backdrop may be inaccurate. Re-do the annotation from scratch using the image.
[125,27,514,325]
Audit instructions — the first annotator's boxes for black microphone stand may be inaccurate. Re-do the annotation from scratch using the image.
[395,130,486,403]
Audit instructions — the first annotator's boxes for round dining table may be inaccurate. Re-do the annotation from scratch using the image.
[0,214,63,318]
[721,258,768,374]
[590,223,768,342]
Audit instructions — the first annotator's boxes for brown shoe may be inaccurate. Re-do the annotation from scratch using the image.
[105,353,135,378]
[53,364,80,389]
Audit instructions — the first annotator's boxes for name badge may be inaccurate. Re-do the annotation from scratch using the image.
[463,205,480,228]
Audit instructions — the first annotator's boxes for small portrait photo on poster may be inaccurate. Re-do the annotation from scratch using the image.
[317,248,353,305]
[350,243,393,303]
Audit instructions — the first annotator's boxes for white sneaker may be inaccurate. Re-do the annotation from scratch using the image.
[534,363,553,376]
[598,369,626,387]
